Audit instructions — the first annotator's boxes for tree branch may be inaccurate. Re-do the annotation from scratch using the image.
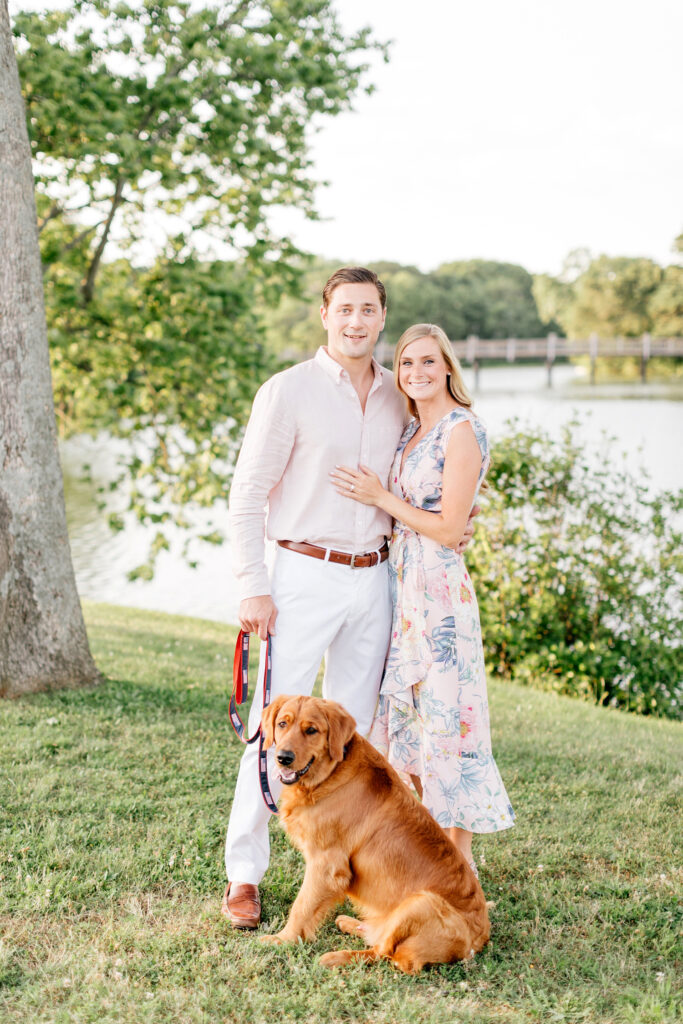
[42,222,104,277]
[82,177,125,303]
[133,0,254,143]
[37,202,62,233]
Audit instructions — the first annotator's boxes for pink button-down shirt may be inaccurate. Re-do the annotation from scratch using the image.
[230,347,407,599]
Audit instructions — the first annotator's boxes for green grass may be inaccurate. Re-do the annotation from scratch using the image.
[1,603,681,1024]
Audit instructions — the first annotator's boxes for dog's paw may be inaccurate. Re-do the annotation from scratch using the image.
[259,932,287,945]
[320,950,354,968]
[335,915,365,936]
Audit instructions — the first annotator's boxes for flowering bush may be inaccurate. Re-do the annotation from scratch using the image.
[470,420,683,718]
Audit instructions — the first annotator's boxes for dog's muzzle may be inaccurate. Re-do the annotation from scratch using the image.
[278,756,315,785]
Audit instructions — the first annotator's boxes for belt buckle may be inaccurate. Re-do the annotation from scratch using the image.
[349,553,358,569]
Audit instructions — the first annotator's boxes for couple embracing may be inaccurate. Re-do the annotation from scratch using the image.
[223,266,514,928]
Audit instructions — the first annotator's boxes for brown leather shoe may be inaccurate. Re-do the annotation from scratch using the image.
[221,883,261,929]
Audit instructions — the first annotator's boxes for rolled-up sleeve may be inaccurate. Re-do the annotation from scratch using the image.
[229,377,296,600]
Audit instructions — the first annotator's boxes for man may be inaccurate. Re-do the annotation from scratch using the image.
[223,267,475,928]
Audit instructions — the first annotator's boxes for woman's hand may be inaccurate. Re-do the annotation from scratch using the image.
[330,465,387,507]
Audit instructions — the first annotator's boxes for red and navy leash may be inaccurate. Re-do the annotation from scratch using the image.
[228,629,278,815]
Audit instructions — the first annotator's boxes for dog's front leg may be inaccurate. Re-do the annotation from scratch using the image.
[261,853,351,945]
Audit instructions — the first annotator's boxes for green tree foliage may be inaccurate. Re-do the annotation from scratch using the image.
[45,249,275,578]
[432,260,547,341]
[562,256,663,337]
[648,264,683,336]
[263,257,548,357]
[534,245,683,340]
[15,0,384,300]
[14,0,384,572]
[260,256,338,355]
[379,265,468,345]
[531,272,570,332]
[469,422,683,719]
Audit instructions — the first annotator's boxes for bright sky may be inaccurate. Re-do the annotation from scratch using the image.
[274,0,683,275]
[10,0,683,276]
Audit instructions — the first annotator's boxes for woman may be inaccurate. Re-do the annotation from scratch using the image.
[330,324,513,874]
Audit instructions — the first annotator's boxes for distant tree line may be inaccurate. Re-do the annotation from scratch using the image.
[263,241,683,357]
[533,237,683,340]
[263,257,549,355]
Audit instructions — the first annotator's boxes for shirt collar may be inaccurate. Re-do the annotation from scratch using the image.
[315,346,385,389]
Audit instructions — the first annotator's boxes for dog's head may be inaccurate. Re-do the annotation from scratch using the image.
[261,695,357,788]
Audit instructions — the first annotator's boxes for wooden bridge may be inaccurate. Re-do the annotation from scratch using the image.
[373,333,683,387]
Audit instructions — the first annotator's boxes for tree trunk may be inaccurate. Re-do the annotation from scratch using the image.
[0,1,100,696]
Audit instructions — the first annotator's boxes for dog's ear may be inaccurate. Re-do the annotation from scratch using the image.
[261,695,289,748]
[325,701,357,762]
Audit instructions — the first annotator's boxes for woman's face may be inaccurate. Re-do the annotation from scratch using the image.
[398,336,450,404]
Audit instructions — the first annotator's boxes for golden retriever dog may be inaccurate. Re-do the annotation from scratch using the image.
[259,694,490,973]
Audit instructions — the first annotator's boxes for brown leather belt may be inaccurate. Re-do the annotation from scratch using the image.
[278,539,389,569]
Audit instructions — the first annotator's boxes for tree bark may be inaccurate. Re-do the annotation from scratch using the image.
[0,0,100,696]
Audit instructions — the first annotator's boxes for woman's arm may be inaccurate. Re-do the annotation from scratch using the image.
[330,421,482,549]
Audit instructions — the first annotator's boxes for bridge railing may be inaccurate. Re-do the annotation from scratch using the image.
[372,333,683,385]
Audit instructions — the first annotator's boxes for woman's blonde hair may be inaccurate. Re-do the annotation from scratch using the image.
[393,323,489,492]
[393,323,472,419]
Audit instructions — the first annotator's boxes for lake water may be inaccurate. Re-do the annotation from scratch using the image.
[62,364,683,625]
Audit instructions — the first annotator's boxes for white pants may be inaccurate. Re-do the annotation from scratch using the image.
[225,545,392,884]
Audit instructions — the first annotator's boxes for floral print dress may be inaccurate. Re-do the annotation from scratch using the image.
[369,408,514,833]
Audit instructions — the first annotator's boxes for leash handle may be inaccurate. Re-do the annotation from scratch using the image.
[231,630,251,710]
[229,629,269,744]
[228,630,278,815]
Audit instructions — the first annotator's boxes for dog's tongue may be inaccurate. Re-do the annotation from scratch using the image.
[279,768,298,783]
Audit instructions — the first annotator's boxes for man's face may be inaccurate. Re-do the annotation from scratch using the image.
[320,283,387,362]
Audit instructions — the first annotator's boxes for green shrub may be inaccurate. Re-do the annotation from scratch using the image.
[470,420,683,718]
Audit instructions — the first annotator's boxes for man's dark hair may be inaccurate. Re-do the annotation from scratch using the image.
[322,267,387,310]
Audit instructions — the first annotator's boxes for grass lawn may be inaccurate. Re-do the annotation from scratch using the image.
[1,603,681,1024]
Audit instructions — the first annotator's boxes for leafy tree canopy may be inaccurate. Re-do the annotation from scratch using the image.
[15,0,384,297]
[534,249,683,339]
[263,257,549,358]
[433,260,547,340]
[563,256,662,338]
[14,0,385,575]
[647,264,683,336]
